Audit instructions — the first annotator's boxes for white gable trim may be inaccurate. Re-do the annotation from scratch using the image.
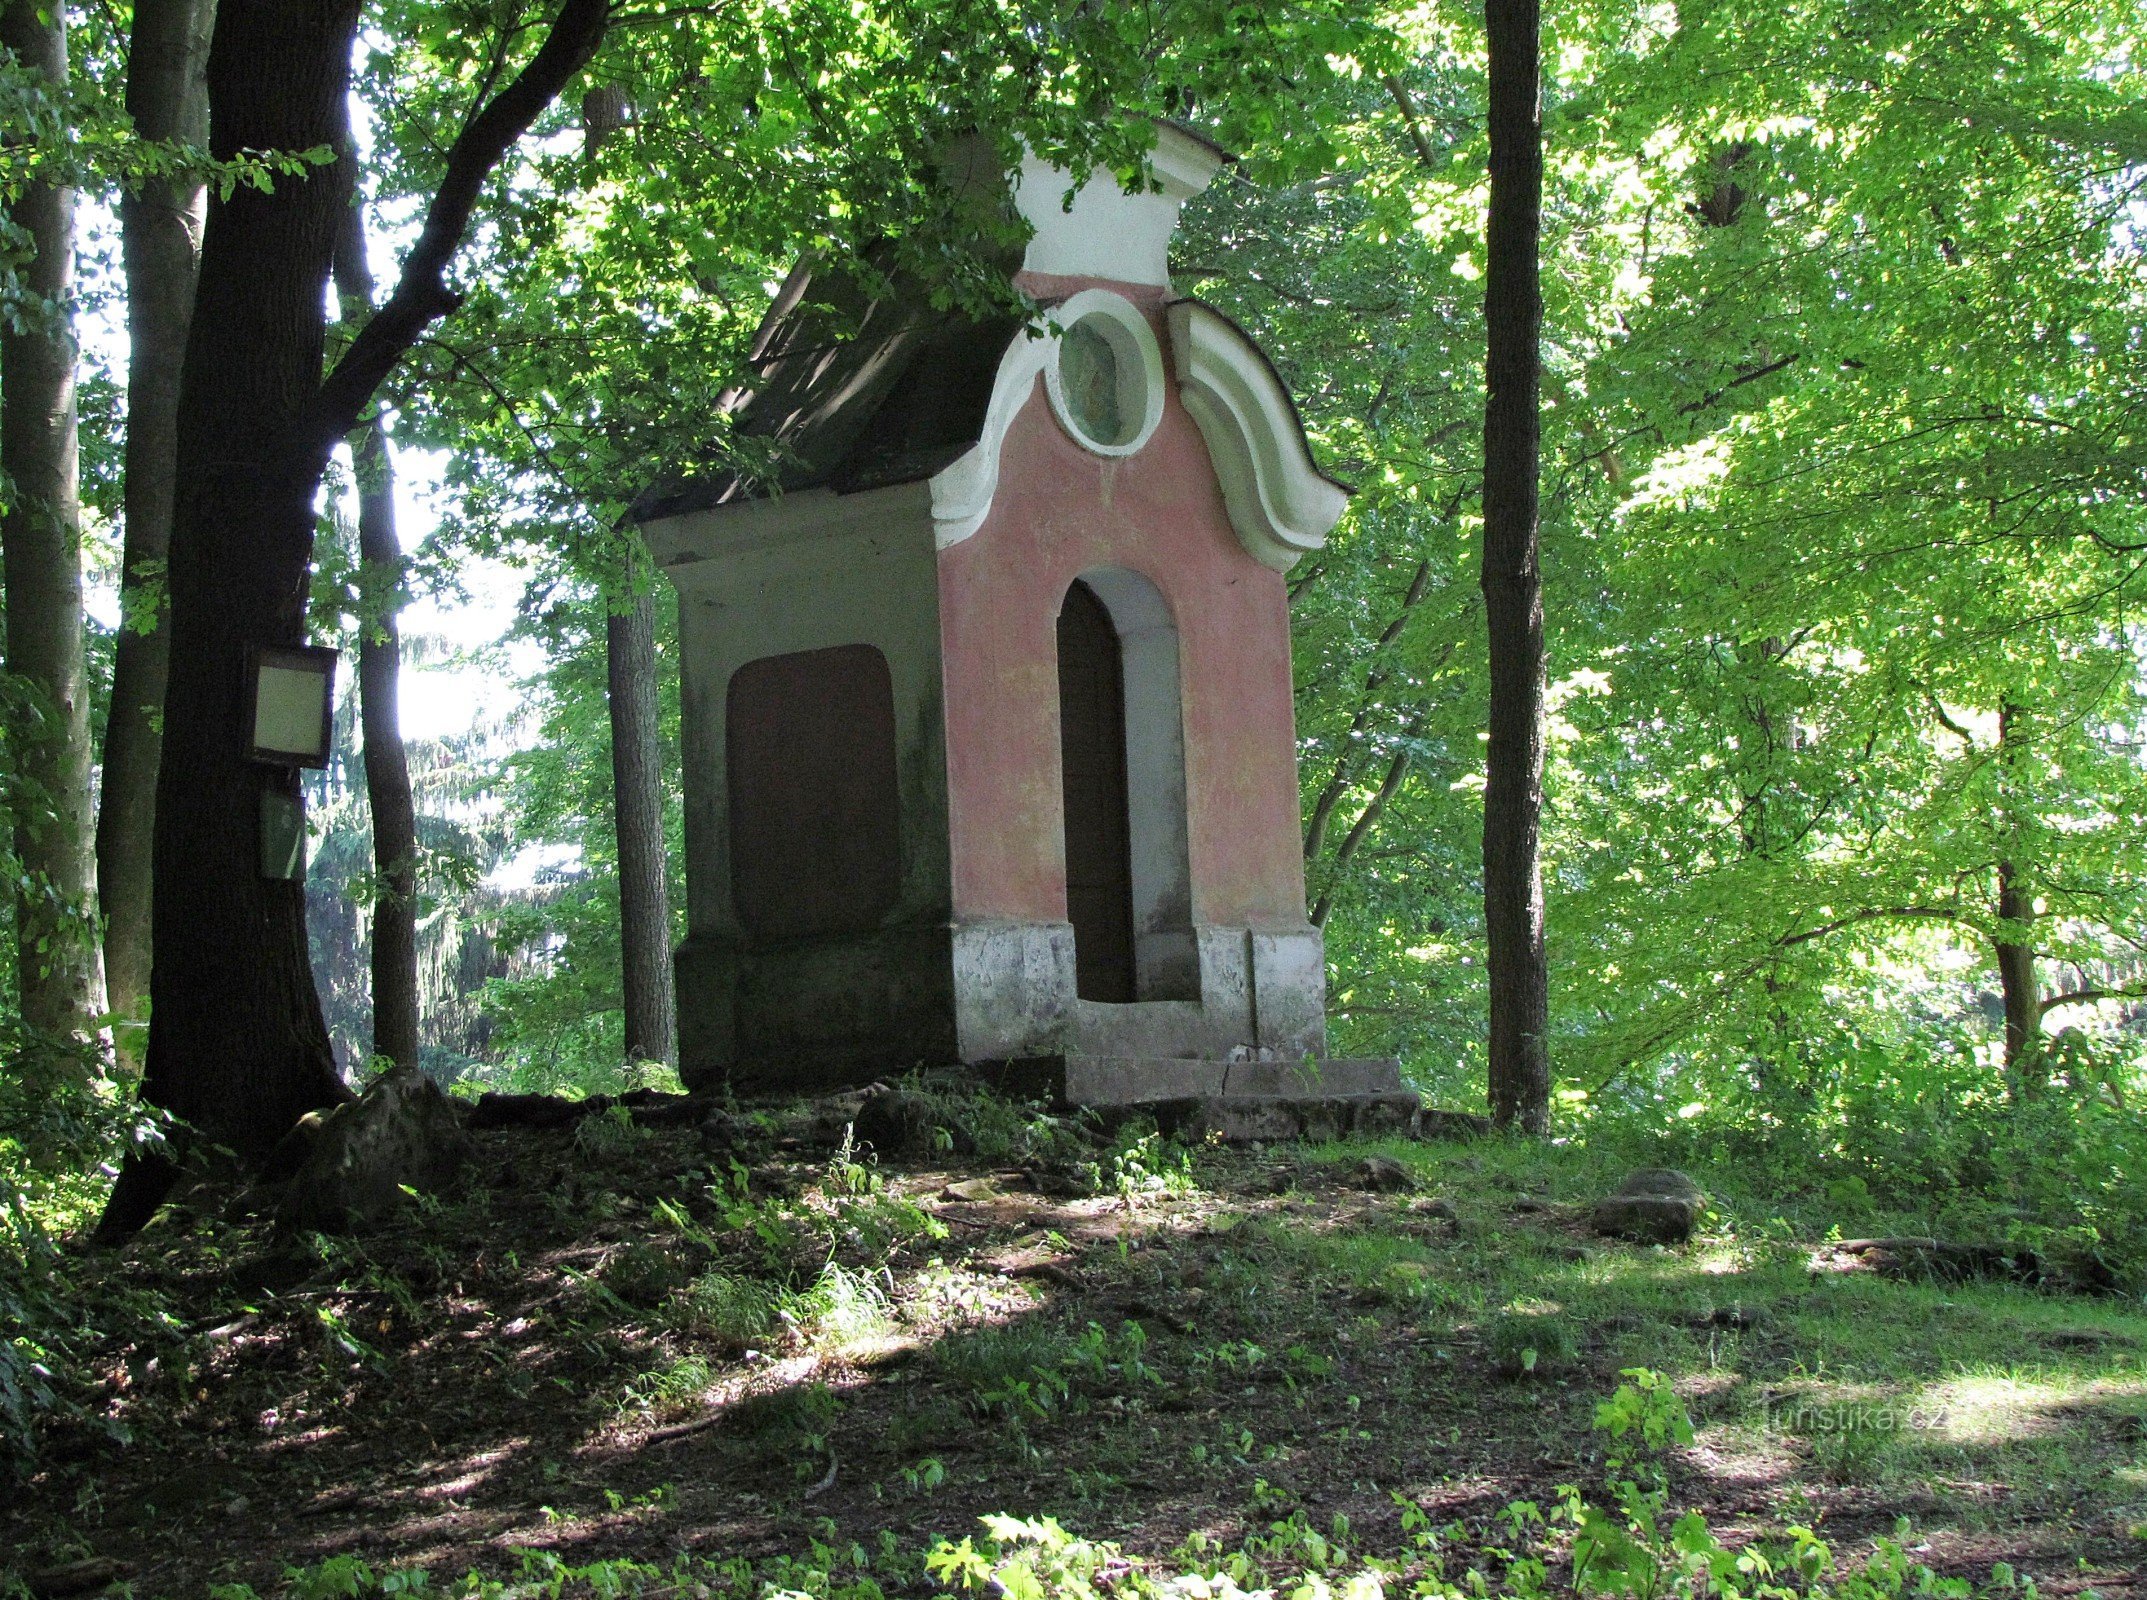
[1013,124,1225,288]
[1165,299,1347,572]
[928,327,1055,549]
[930,298,1348,565]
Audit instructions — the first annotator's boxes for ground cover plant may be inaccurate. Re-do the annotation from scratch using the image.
[4,1094,2140,1597]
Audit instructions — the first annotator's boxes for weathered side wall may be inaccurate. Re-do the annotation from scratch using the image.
[646,486,955,1085]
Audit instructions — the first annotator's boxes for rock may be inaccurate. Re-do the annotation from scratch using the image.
[1618,1168,1707,1205]
[1021,1160,1091,1198]
[1408,1196,1459,1222]
[260,1107,332,1185]
[1416,1109,1493,1141]
[1351,1155,1418,1193]
[853,1085,973,1158]
[2044,1326,2125,1348]
[696,1106,751,1149]
[1592,1167,1707,1246]
[277,1064,469,1233]
[941,1177,1000,1203]
[600,1238,700,1307]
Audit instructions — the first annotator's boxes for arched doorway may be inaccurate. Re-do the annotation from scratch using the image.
[1056,571,1197,1004]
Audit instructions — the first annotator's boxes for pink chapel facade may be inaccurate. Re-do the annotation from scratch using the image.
[636,127,1355,1092]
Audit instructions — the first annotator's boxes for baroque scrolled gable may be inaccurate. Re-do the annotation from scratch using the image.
[927,293,1347,571]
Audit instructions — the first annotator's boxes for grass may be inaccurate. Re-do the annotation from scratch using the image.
[5,1099,2144,1598]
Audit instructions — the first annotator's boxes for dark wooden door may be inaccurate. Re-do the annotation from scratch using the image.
[1057,581,1137,1002]
[726,644,902,942]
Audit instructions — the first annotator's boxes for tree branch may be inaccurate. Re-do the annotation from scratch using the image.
[1675,351,1799,416]
[306,0,613,454]
[1310,710,1426,927]
[1775,905,1967,949]
[1382,74,1440,170]
[2040,986,2147,1016]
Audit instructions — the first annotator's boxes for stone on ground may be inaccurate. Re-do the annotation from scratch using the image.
[1352,1155,1418,1193]
[1591,1166,1706,1245]
[852,1084,975,1158]
[277,1064,470,1232]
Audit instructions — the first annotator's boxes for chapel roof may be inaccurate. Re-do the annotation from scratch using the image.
[630,251,1024,524]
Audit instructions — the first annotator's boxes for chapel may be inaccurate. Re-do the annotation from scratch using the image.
[636,124,1398,1105]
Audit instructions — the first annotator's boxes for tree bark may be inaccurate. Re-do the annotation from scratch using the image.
[607,579,677,1067]
[97,0,218,1069]
[333,205,419,1073]
[2,0,103,1050]
[1994,701,2039,1093]
[1995,856,2038,1083]
[1479,0,1550,1133]
[585,77,675,1068]
[125,0,363,1198]
[99,0,612,1240]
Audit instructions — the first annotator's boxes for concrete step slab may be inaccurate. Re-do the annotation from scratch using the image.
[990,1054,1404,1107]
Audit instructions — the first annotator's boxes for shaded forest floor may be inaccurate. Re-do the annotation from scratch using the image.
[6,1091,2145,1598]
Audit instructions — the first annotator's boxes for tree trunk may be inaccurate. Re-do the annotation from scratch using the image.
[1479,0,1550,1133]
[1995,857,2038,1084]
[1,0,103,1050]
[119,0,362,1218]
[583,74,673,1072]
[97,0,611,1240]
[333,206,419,1073]
[97,0,218,1069]
[1994,701,2039,1093]
[607,580,677,1067]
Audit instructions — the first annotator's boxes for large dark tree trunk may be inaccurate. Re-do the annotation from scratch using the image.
[127,0,363,1189]
[1479,0,1550,1133]
[607,580,677,1067]
[2,0,103,1050]
[97,0,218,1068]
[98,0,612,1241]
[333,208,419,1073]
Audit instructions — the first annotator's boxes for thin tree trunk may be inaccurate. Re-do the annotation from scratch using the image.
[2,0,103,1050]
[1303,558,1436,862]
[1480,0,1550,1134]
[607,579,677,1067]
[583,74,674,1070]
[97,0,218,1069]
[1995,858,2038,1084]
[1994,701,2039,1094]
[1310,710,1426,928]
[333,202,419,1072]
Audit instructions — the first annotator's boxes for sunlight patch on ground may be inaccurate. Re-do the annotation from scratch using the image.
[1912,1372,2147,1446]
[1690,1244,1752,1277]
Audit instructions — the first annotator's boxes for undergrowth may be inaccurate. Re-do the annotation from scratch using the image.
[190,1373,2034,1600]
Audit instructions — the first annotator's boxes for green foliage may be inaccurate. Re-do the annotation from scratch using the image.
[668,1269,780,1350]
[1485,1307,1579,1379]
[1088,1125,1196,1204]
[1593,1368,1697,1462]
[933,1320,1157,1423]
[1579,1025,2147,1285]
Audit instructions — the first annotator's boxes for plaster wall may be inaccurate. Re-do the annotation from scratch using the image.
[937,287,1310,938]
[644,484,955,1083]
[936,283,1323,1062]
